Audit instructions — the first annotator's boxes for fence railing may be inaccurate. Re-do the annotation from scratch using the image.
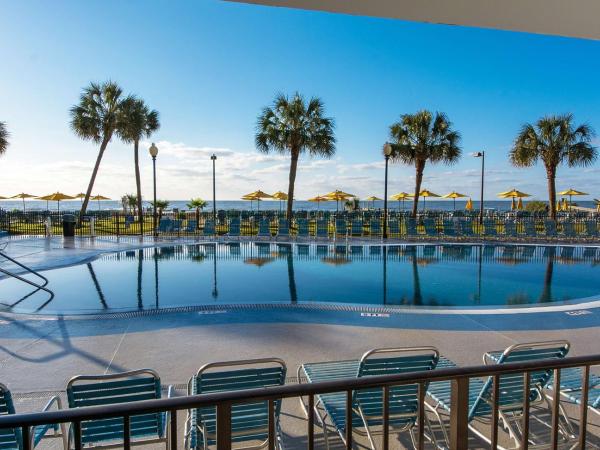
[0,354,598,450]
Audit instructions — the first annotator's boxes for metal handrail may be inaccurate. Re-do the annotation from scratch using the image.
[0,353,598,427]
[0,250,54,302]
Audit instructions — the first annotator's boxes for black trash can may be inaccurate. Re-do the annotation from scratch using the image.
[62,214,76,237]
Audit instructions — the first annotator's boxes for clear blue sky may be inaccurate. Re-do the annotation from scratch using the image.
[2,0,600,201]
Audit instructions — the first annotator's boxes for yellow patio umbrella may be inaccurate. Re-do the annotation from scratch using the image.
[37,192,76,212]
[441,191,468,210]
[11,193,38,212]
[465,198,473,211]
[0,195,7,200]
[324,190,355,211]
[242,190,273,212]
[272,191,288,212]
[558,188,588,211]
[90,194,111,211]
[498,188,531,199]
[73,193,86,204]
[511,197,517,211]
[562,197,569,212]
[364,195,382,209]
[418,189,440,210]
[308,195,329,210]
[390,192,413,210]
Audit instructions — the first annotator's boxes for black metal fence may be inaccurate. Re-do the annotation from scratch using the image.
[0,354,598,450]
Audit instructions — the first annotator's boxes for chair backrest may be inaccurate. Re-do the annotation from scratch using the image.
[561,221,575,236]
[158,218,171,232]
[586,221,598,237]
[203,220,215,235]
[228,220,240,236]
[351,220,363,236]
[186,220,197,232]
[443,220,456,236]
[459,220,474,236]
[0,383,20,450]
[523,220,537,236]
[355,348,439,426]
[483,220,497,236]
[335,219,347,236]
[404,218,417,236]
[316,220,328,237]
[423,219,437,236]
[544,220,557,236]
[192,359,286,445]
[470,341,570,420]
[504,221,517,236]
[172,220,182,231]
[67,370,164,442]
[370,219,381,236]
[257,219,270,236]
[296,218,309,236]
[277,219,289,236]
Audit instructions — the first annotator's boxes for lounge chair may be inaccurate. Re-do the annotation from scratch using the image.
[0,382,66,449]
[482,219,498,238]
[458,219,475,239]
[228,220,241,238]
[404,218,418,238]
[158,218,172,233]
[388,220,400,237]
[544,219,557,239]
[316,220,329,239]
[350,219,363,237]
[298,347,440,450]
[202,220,215,238]
[503,220,518,239]
[66,369,173,449]
[186,220,198,233]
[523,220,538,239]
[370,219,382,238]
[335,219,347,239]
[423,218,438,238]
[296,218,309,239]
[277,219,290,239]
[442,220,458,238]
[257,219,271,238]
[560,221,577,240]
[426,341,572,449]
[585,221,599,238]
[185,358,286,450]
[545,367,600,420]
[172,220,182,234]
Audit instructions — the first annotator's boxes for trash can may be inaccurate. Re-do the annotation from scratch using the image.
[62,214,76,237]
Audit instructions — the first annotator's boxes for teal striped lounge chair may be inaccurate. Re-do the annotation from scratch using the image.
[335,219,347,239]
[426,341,572,449]
[296,218,309,239]
[202,220,215,237]
[228,220,241,238]
[544,219,557,239]
[316,220,329,239]
[388,220,399,237]
[158,218,172,233]
[0,383,66,449]
[545,367,600,421]
[423,219,438,238]
[277,219,290,239]
[442,220,457,238]
[560,221,577,240]
[458,219,475,239]
[370,219,381,238]
[186,358,287,450]
[298,347,439,450]
[66,369,173,449]
[257,219,271,238]
[503,220,517,239]
[523,220,538,239]
[405,218,418,238]
[482,219,498,238]
[350,219,363,237]
[186,220,198,233]
[585,221,599,238]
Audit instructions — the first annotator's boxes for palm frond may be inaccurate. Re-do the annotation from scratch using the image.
[0,121,10,156]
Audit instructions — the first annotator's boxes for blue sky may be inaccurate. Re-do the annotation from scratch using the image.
[2,0,600,201]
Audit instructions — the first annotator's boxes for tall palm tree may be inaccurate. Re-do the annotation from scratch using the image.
[256,93,336,219]
[70,81,129,218]
[0,122,9,157]
[388,110,461,217]
[510,114,596,219]
[119,98,160,226]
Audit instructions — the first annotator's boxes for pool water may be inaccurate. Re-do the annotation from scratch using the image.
[1,243,599,314]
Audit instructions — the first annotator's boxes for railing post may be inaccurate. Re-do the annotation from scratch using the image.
[216,402,232,450]
[116,213,120,237]
[449,377,469,450]
[90,217,95,237]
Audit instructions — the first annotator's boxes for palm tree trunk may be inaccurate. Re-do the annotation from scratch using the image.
[286,149,299,219]
[546,166,557,220]
[538,257,554,303]
[196,208,200,229]
[411,160,425,218]
[79,136,110,220]
[134,139,144,229]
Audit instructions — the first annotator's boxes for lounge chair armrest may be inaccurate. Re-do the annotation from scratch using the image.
[29,395,64,448]
[41,394,63,412]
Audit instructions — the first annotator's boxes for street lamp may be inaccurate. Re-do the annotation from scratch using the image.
[472,151,485,225]
[383,142,393,239]
[149,143,159,237]
[211,154,217,224]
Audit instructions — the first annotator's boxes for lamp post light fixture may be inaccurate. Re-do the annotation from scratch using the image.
[149,143,159,237]
[472,151,485,225]
[210,154,217,224]
[383,142,393,239]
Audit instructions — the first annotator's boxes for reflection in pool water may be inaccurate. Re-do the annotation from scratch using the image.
[1,243,599,314]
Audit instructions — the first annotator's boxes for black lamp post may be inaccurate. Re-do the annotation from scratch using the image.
[473,151,485,225]
[211,154,217,224]
[149,143,158,237]
[383,142,393,239]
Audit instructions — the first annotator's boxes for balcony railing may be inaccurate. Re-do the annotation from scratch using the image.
[0,354,599,450]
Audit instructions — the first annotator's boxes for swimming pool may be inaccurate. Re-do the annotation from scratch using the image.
[1,242,599,314]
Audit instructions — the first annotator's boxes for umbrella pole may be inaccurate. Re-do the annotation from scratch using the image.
[57,201,60,213]
[23,198,25,213]
[453,198,456,210]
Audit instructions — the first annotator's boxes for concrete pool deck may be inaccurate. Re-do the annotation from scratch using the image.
[1,236,600,448]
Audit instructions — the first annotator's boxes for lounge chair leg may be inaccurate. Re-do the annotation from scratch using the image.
[356,406,377,450]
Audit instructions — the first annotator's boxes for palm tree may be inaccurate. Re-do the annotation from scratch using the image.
[187,198,207,228]
[119,98,160,227]
[510,114,596,219]
[388,110,461,217]
[70,81,130,218]
[151,200,169,221]
[256,93,336,219]
[0,122,9,157]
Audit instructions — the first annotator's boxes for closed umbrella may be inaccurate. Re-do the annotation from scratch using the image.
[418,189,440,211]
[364,195,382,209]
[517,197,524,210]
[90,194,111,211]
[37,192,75,212]
[558,188,588,211]
[11,193,38,212]
[441,191,468,210]
[390,192,413,210]
[465,198,473,211]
